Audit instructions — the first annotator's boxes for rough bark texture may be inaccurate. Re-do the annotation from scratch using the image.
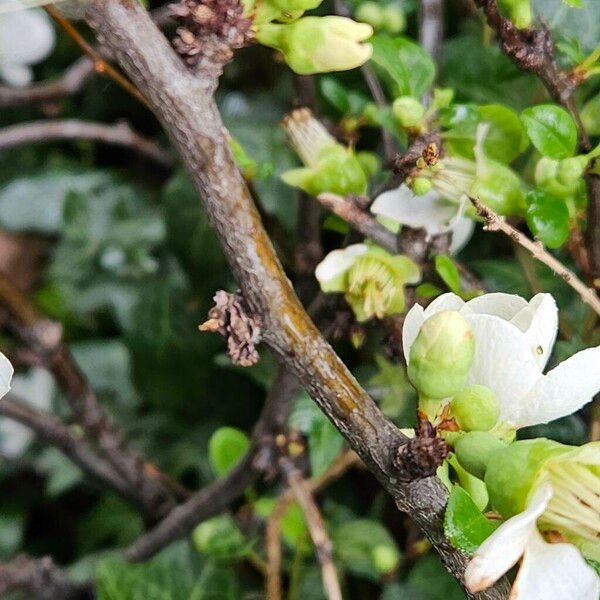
[84,2,510,597]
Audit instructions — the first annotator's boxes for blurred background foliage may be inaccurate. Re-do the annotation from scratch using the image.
[0,0,598,598]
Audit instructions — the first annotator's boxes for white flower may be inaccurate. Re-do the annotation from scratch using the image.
[0,352,13,400]
[403,292,600,428]
[0,6,55,86]
[370,185,474,254]
[465,483,600,599]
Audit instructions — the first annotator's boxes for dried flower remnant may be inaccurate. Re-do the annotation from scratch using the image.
[199,290,262,366]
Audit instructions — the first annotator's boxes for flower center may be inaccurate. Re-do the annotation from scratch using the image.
[282,108,337,167]
[347,256,396,319]
[540,462,600,544]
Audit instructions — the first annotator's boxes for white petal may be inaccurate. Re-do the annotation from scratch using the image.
[448,216,475,254]
[0,63,33,87]
[464,292,529,320]
[511,530,600,600]
[402,303,424,362]
[0,353,13,401]
[0,10,55,66]
[510,294,558,369]
[371,186,456,234]
[465,483,552,593]
[314,244,367,290]
[518,345,600,427]
[424,292,466,317]
[464,314,541,423]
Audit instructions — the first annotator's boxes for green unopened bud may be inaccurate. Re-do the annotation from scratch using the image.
[281,108,367,195]
[256,16,373,75]
[356,151,381,177]
[393,96,425,128]
[411,177,432,196]
[372,545,400,574]
[450,384,500,432]
[454,431,507,480]
[355,1,383,29]
[252,0,321,24]
[471,159,525,216]
[408,311,475,399]
[557,156,588,187]
[498,0,532,29]
[381,5,406,33]
[193,515,246,557]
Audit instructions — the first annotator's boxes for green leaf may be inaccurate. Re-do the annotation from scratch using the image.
[444,486,498,555]
[562,0,582,6]
[407,554,465,600]
[192,561,239,600]
[332,519,401,580]
[370,35,435,98]
[368,355,417,422]
[416,283,443,299]
[254,497,309,548]
[525,189,570,248]
[434,255,461,293]
[520,105,578,158]
[320,77,369,116]
[208,427,250,476]
[192,515,247,559]
[443,104,528,163]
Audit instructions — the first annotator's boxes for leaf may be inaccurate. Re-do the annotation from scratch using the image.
[525,189,570,248]
[520,105,578,158]
[416,283,443,299]
[407,554,465,600]
[332,519,401,581]
[320,77,369,116]
[368,355,417,422]
[38,448,83,497]
[434,255,461,293]
[192,561,239,600]
[254,497,309,548]
[443,104,528,163]
[581,92,600,135]
[370,35,435,97]
[208,427,250,476]
[444,486,499,555]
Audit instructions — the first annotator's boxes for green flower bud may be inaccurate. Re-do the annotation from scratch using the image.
[381,5,406,33]
[281,108,368,195]
[372,545,400,574]
[454,431,507,480]
[408,310,475,399]
[256,16,373,75]
[393,96,426,128]
[192,515,246,557]
[556,156,588,187]
[361,102,380,126]
[450,384,500,432]
[356,151,381,177]
[252,0,321,25]
[355,1,383,29]
[411,176,432,196]
[498,0,532,29]
[470,159,525,216]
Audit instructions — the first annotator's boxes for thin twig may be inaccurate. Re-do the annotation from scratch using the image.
[281,460,343,600]
[419,0,444,68]
[0,120,173,167]
[44,5,149,108]
[266,451,360,600]
[471,197,600,316]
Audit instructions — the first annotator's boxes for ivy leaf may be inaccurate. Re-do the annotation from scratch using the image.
[434,255,461,293]
[208,427,250,476]
[370,35,435,98]
[444,486,498,555]
[525,189,570,248]
[520,105,578,158]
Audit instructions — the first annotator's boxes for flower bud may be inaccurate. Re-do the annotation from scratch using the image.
[356,151,381,177]
[372,545,400,574]
[498,0,532,29]
[355,1,383,29]
[453,431,507,480]
[256,16,373,75]
[408,310,475,399]
[393,96,425,129]
[381,5,406,33]
[556,156,587,187]
[281,108,368,196]
[450,384,500,432]
[411,176,432,196]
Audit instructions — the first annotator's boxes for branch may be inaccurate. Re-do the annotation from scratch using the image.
[125,366,301,562]
[0,273,176,521]
[0,57,94,108]
[0,120,173,167]
[266,451,360,600]
[0,395,141,503]
[0,554,92,600]
[83,3,510,596]
[470,197,600,316]
[419,0,444,67]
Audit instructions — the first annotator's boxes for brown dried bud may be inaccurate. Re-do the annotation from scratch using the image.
[392,419,450,482]
[199,290,262,366]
